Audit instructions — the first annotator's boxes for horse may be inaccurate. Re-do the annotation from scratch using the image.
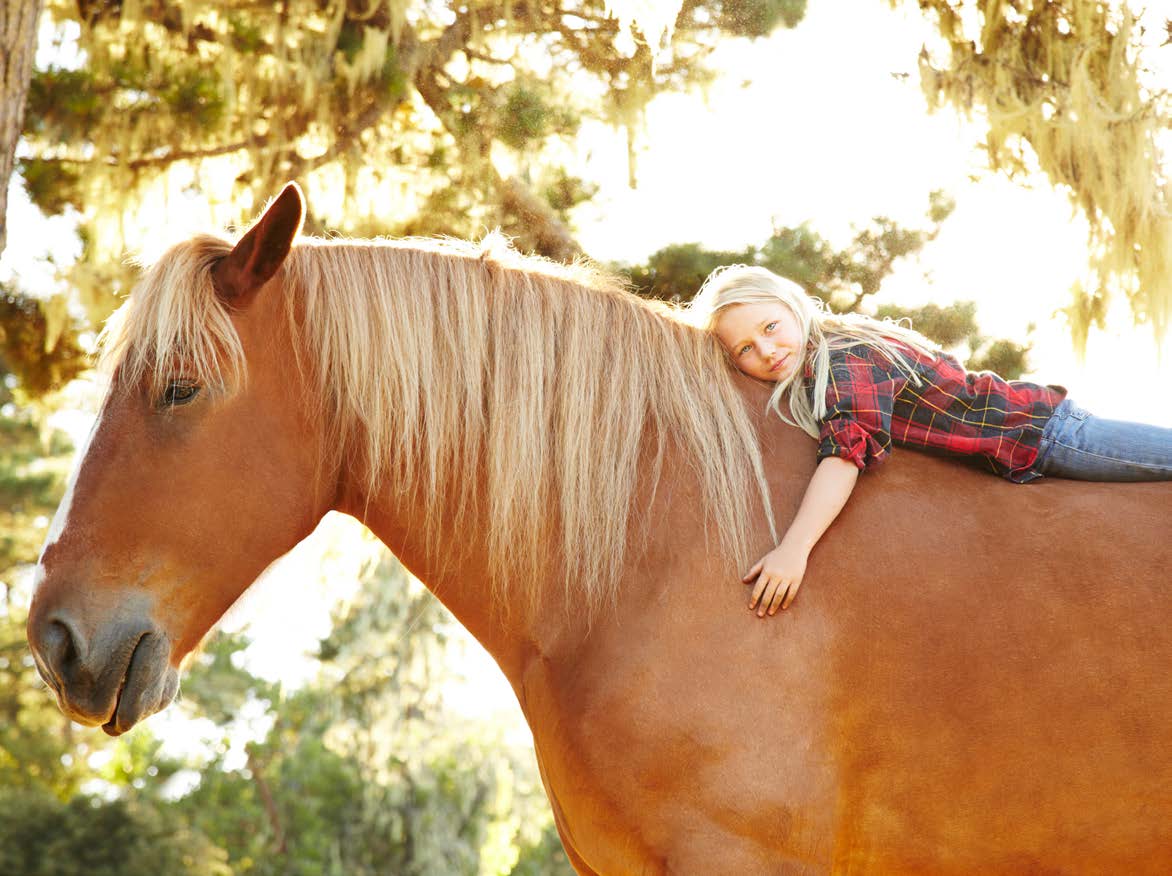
[28,184,1172,874]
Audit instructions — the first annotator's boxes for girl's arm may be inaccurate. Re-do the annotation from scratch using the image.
[743,455,859,616]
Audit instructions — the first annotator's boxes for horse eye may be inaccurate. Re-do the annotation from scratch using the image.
[159,381,200,408]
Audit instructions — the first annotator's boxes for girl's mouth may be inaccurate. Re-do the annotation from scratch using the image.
[770,355,788,373]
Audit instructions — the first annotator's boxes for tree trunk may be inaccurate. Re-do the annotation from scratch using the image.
[499,175,584,263]
[0,0,43,256]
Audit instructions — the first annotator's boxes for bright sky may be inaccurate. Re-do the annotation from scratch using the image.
[7,1,1172,753]
[572,0,1172,423]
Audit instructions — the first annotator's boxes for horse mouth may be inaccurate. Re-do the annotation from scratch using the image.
[101,632,178,736]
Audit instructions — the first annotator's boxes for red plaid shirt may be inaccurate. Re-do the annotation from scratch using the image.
[808,343,1066,483]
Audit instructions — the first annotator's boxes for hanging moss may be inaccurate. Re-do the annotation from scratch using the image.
[27,0,809,319]
[903,0,1171,346]
[380,43,407,102]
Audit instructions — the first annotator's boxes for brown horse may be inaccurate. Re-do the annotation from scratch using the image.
[28,185,1172,874]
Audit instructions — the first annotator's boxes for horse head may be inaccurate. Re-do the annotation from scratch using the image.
[27,184,332,735]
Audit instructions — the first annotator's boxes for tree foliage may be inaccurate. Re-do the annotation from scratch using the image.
[897,0,1172,345]
[166,557,572,875]
[0,787,231,876]
[0,285,88,404]
[611,0,1172,345]
[24,0,806,325]
[625,190,1034,378]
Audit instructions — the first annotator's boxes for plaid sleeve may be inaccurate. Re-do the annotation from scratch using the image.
[816,352,897,471]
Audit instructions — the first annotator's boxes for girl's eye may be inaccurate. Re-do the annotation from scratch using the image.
[158,380,200,408]
[765,321,777,332]
[738,344,752,356]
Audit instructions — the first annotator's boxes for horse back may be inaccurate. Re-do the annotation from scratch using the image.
[523,422,1171,873]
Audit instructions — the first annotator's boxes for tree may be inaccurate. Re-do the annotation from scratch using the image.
[900,0,1172,345]
[0,788,231,876]
[626,190,1036,377]
[0,0,43,255]
[23,0,806,326]
[0,285,87,582]
[169,556,572,875]
[0,286,93,802]
[617,0,1172,344]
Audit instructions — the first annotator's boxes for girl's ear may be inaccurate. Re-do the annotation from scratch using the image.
[212,183,305,310]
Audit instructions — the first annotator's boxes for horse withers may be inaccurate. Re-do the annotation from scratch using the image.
[28,185,1172,874]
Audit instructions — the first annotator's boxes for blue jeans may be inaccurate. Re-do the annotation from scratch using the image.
[1035,398,1172,481]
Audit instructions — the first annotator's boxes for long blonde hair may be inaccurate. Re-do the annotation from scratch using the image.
[688,265,940,438]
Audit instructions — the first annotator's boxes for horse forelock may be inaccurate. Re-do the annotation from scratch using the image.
[102,230,775,620]
[98,235,242,399]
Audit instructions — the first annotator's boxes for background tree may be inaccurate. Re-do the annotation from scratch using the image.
[169,556,575,875]
[16,2,1172,345]
[0,788,231,876]
[0,284,93,804]
[898,0,1172,346]
[626,191,1034,376]
[0,0,43,255]
[23,0,807,326]
[0,284,87,582]
[615,0,1172,345]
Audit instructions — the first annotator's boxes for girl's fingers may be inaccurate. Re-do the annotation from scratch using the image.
[749,575,770,610]
[780,580,802,610]
[766,582,789,615]
[755,579,781,616]
[742,560,763,583]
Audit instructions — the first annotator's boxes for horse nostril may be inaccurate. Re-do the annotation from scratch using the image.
[35,616,85,687]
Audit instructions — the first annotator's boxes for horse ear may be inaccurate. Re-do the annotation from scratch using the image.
[212,183,305,309]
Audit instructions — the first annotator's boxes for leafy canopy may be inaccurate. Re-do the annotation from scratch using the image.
[25,0,807,324]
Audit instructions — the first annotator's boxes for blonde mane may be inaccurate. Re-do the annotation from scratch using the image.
[101,232,776,619]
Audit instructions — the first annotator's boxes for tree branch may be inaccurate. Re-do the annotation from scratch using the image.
[463,47,514,66]
[499,175,583,262]
[123,136,270,169]
[246,747,287,856]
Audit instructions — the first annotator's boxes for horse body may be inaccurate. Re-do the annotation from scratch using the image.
[355,395,1172,873]
[27,186,1172,874]
[519,446,1171,872]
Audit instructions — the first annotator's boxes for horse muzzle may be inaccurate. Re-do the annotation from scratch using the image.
[26,608,179,736]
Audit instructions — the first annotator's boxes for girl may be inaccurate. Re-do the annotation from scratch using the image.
[687,265,1172,618]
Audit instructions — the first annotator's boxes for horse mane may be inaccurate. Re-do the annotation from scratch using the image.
[101,230,776,619]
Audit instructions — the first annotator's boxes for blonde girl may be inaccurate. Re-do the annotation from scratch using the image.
[688,265,1172,617]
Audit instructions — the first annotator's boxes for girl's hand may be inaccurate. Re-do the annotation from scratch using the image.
[742,542,809,616]
[741,456,858,618]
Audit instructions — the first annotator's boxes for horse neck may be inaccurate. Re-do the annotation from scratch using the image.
[336,477,575,683]
[308,244,783,680]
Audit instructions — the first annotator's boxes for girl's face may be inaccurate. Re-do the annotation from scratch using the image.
[713,301,804,383]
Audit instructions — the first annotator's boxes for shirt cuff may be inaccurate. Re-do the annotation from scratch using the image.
[817,420,889,471]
